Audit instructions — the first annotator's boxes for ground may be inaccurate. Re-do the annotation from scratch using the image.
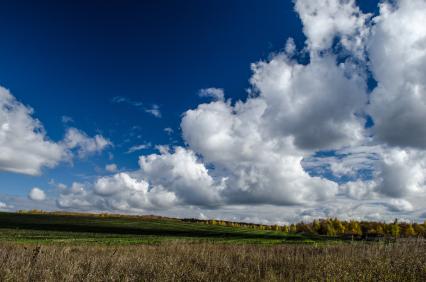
[0,212,425,281]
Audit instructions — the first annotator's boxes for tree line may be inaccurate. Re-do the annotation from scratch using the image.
[183,218,426,239]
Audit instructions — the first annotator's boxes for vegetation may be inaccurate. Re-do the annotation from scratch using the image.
[1,211,426,281]
[189,217,426,239]
[0,211,315,245]
[1,240,425,281]
[1,211,425,246]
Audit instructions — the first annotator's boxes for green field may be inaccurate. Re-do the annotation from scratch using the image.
[0,212,332,245]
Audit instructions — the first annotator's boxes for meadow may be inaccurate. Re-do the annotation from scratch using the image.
[0,212,316,245]
[1,240,425,281]
[0,212,425,281]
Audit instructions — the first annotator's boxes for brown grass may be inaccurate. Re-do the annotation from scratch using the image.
[1,240,425,281]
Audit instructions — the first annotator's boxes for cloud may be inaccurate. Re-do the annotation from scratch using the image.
[138,147,224,206]
[111,96,161,118]
[54,147,217,211]
[28,187,46,201]
[0,87,112,176]
[250,54,367,150]
[385,199,414,213]
[374,148,426,199]
[164,127,174,135]
[127,143,151,154]
[181,99,338,205]
[295,0,371,57]
[63,128,111,158]
[145,104,161,118]
[367,0,426,149]
[198,88,225,101]
[111,96,143,107]
[61,115,74,124]
[105,163,118,173]
[57,174,177,212]
[0,201,11,210]
[54,146,223,210]
[0,87,67,175]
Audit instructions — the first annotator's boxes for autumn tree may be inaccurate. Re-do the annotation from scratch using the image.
[403,224,416,237]
[391,223,400,238]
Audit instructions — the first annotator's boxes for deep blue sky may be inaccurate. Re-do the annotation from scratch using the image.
[0,0,379,197]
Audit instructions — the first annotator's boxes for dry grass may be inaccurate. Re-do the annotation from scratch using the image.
[1,240,425,281]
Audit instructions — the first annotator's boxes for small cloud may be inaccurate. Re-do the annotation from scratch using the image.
[164,127,174,135]
[105,163,118,173]
[127,143,151,154]
[48,179,67,191]
[145,104,161,118]
[111,96,161,117]
[111,96,143,107]
[61,115,74,124]
[198,88,224,101]
[63,128,112,158]
[28,187,46,201]
[0,201,11,210]
[111,96,126,103]
[57,183,67,191]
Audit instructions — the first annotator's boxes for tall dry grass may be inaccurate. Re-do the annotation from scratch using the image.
[1,240,425,281]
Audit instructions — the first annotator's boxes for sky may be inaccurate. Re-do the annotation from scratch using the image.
[1,0,426,224]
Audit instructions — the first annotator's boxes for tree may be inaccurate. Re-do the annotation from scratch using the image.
[318,220,336,236]
[296,222,311,233]
[403,224,416,237]
[375,224,385,237]
[312,220,321,233]
[332,219,345,235]
[326,222,336,236]
[414,223,425,238]
[391,223,400,238]
[347,221,362,237]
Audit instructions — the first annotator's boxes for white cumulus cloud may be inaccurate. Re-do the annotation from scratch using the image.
[28,187,46,201]
[63,128,111,158]
[0,87,67,175]
[368,0,426,149]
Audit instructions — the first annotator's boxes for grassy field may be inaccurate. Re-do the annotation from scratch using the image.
[0,212,325,245]
[1,240,425,281]
[1,212,425,281]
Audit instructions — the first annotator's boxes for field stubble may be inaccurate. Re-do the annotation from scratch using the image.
[1,239,425,281]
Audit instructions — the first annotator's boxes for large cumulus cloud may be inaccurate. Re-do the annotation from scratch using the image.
[250,54,367,150]
[181,96,339,206]
[368,0,426,149]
